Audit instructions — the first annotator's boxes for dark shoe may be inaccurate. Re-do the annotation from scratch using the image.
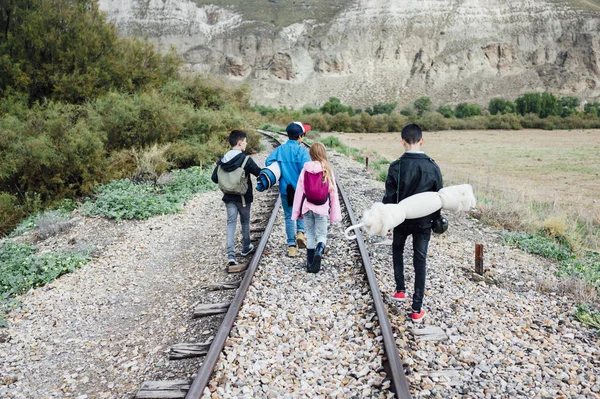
[312,242,325,273]
[240,243,255,256]
[306,249,315,273]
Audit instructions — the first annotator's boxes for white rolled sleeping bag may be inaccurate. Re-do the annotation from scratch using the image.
[346,184,476,239]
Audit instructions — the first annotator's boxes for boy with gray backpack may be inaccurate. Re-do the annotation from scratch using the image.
[211,130,261,266]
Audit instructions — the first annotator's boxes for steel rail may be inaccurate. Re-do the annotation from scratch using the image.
[262,129,412,398]
[336,180,412,398]
[185,198,282,397]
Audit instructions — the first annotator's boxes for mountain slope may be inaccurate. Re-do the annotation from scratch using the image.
[98,0,600,107]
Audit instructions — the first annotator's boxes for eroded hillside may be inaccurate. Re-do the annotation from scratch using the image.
[99,0,600,107]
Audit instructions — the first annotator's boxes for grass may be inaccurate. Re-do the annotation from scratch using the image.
[83,166,217,220]
[0,241,91,327]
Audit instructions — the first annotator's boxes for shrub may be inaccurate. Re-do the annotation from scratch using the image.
[302,113,330,132]
[560,96,580,117]
[400,105,414,116]
[370,102,398,115]
[437,104,455,118]
[516,92,542,116]
[330,112,352,132]
[372,114,389,132]
[584,101,600,116]
[0,0,179,104]
[420,112,449,131]
[320,97,354,116]
[83,166,216,220]
[388,113,408,132]
[488,98,516,115]
[0,101,107,202]
[413,97,432,116]
[454,103,482,118]
[540,92,560,118]
[0,241,91,323]
[132,144,174,183]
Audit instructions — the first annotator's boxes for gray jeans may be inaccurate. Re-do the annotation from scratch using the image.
[226,202,251,258]
[304,211,328,249]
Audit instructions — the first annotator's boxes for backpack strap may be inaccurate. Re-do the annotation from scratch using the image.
[240,155,249,207]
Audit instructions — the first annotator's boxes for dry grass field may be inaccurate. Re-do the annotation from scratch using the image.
[322,129,600,249]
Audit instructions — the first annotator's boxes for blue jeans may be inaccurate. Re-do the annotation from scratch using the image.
[226,202,251,259]
[281,193,305,246]
[392,223,431,312]
[304,211,328,249]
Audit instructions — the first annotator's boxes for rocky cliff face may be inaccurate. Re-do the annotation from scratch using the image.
[99,0,600,108]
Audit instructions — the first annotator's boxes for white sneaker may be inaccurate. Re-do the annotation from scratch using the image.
[240,243,255,256]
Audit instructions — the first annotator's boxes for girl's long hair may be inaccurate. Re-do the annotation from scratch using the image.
[309,142,334,191]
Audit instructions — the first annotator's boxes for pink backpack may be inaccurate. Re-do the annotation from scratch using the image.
[303,170,329,205]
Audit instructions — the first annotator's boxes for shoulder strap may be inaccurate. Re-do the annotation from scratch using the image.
[240,155,249,169]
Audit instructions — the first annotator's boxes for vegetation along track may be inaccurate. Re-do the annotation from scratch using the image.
[135,131,411,398]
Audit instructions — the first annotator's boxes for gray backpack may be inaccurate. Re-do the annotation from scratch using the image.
[217,156,249,196]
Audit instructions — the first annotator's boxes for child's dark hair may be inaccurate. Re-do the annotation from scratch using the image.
[401,123,422,144]
[228,130,247,147]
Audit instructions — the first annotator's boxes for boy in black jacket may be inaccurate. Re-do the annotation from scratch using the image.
[212,130,261,266]
[382,124,443,323]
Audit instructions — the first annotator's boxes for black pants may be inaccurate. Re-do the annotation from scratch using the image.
[392,223,431,312]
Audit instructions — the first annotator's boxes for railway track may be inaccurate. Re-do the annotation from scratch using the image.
[135,131,412,399]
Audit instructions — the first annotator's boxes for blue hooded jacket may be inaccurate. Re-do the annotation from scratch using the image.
[265,139,311,195]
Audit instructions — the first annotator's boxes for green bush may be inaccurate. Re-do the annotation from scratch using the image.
[83,166,216,220]
[414,97,432,116]
[584,101,600,116]
[437,104,455,118]
[454,103,482,119]
[420,112,449,131]
[388,113,408,132]
[0,0,179,104]
[0,241,90,325]
[516,93,542,116]
[320,97,354,116]
[560,96,580,117]
[488,98,516,115]
[0,101,107,201]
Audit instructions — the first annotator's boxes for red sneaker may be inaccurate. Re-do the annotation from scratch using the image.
[411,309,425,323]
[392,291,406,302]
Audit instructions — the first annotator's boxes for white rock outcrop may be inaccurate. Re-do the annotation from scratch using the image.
[99,0,600,107]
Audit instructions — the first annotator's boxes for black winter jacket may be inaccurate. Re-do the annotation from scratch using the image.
[382,152,443,227]
[211,152,261,204]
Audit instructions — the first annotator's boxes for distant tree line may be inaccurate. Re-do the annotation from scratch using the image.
[254,93,600,133]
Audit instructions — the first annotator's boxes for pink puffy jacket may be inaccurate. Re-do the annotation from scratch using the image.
[291,161,342,222]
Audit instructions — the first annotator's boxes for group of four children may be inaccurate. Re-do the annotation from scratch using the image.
[211,123,442,322]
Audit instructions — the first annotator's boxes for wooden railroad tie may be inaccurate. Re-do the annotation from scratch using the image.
[169,341,212,360]
[228,262,248,273]
[193,302,231,318]
[206,281,241,291]
[409,326,448,342]
[135,380,189,399]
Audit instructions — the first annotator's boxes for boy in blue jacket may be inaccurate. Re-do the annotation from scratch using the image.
[265,122,311,257]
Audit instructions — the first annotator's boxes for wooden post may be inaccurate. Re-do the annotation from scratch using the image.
[475,244,484,275]
[365,157,369,169]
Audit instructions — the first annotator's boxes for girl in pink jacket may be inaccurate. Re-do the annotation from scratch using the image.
[292,142,342,273]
